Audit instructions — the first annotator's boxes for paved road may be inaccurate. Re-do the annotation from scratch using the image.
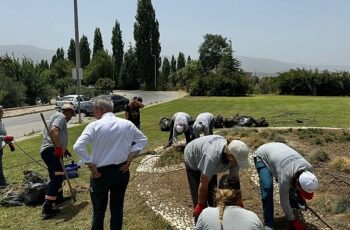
[3,91,187,141]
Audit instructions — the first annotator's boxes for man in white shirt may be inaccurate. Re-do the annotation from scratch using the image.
[73,97,148,230]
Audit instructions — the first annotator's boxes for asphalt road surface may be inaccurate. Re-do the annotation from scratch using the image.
[3,91,186,141]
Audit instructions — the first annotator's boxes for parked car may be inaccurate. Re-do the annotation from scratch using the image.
[55,95,93,115]
[94,94,129,113]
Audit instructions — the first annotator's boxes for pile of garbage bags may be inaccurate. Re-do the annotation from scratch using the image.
[214,114,269,128]
[0,171,49,207]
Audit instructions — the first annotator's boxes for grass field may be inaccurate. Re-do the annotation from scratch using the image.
[1,95,349,229]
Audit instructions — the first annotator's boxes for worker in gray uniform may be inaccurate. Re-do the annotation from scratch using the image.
[192,112,215,140]
[184,135,249,222]
[253,142,318,230]
[166,112,193,147]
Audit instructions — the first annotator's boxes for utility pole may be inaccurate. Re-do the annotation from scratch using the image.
[73,0,82,123]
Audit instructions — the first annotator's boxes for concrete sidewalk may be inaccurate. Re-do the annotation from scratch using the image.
[3,105,55,118]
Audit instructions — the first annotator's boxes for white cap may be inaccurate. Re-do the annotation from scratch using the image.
[228,140,249,169]
[61,103,76,116]
[175,124,184,134]
[299,171,318,193]
[193,122,204,134]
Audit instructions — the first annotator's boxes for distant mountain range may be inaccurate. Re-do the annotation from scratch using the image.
[1,45,350,76]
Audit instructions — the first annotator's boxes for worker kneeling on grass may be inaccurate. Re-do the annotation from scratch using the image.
[184,135,249,223]
[253,142,318,230]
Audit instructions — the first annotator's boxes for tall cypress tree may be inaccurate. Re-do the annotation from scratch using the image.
[134,0,161,90]
[119,44,139,89]
[177,52,186,70]
[111,19,124,88]
[80,35,91,68]
[170,55,177,73]
[67,39,76,65]
[187,55,192,64]
[161,57,170,88]
[93,27,104,58]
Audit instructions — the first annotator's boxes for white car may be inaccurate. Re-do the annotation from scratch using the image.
[55,95,92,116]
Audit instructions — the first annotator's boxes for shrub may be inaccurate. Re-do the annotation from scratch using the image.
[331,157,350,173]
[308,149,330,164]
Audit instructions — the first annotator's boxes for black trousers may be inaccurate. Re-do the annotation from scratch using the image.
[0,149,6,185]
[185,163,217,208]
[41,147,64,200]
[90,164,130,230]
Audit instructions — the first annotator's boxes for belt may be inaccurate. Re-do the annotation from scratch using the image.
[97,161,127,171]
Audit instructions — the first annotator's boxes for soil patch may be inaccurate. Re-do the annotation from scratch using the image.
[136,128,350,230]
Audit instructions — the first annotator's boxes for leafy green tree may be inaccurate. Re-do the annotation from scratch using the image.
[92,27,104,58]
[67,39,76,65]
[170,55,176,73]
[80,35,91,68]
[199,34,229,72]
[47,59,74,96]
[51,47,65,67]
[85,50,113,85]
[111,19,124,88]
[187,55,192,64]
[160,57,170,89]
[119,44,140,89]
[38,59,49,70]
[95,78,115,94]
[134,0,161,89]
[177,52,186,70]
[218,41,241,76]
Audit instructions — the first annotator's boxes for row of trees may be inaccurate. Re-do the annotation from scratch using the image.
[2,0,349,107]
[254,68,350,96]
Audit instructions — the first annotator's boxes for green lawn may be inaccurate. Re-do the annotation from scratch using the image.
[1,95,349,229]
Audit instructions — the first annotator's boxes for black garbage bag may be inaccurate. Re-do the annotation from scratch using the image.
[223,117,237,128]
[0,191,24,207]
[23,171,49,206]
[214,115,224,128]
[159,117,172,131]
[23,182,48,205]
[237,116,256,127]
[255,117,269,127]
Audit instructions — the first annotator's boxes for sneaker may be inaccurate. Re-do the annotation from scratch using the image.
[42,208,60,220]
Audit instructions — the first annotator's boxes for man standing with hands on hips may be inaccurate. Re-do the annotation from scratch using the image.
[74,97,148,230]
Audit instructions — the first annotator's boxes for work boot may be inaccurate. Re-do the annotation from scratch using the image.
[55,190,73,206]
[42,200,60,220]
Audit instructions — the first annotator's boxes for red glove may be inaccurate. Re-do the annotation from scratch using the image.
[55,147,63,158]
[291,219,305,230]
[193,203,205,217]
[4,135,14,143]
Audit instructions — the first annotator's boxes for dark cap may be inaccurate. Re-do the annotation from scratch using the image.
[218,175,240,190]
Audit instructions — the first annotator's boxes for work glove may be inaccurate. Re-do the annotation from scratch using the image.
[64,149,72,158]
[291,219,305,230]
[193,203,205,217]
[4,135,14,143]
[55,147,63,158]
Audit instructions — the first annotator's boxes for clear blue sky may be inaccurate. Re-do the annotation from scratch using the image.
[1,0,349,66]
